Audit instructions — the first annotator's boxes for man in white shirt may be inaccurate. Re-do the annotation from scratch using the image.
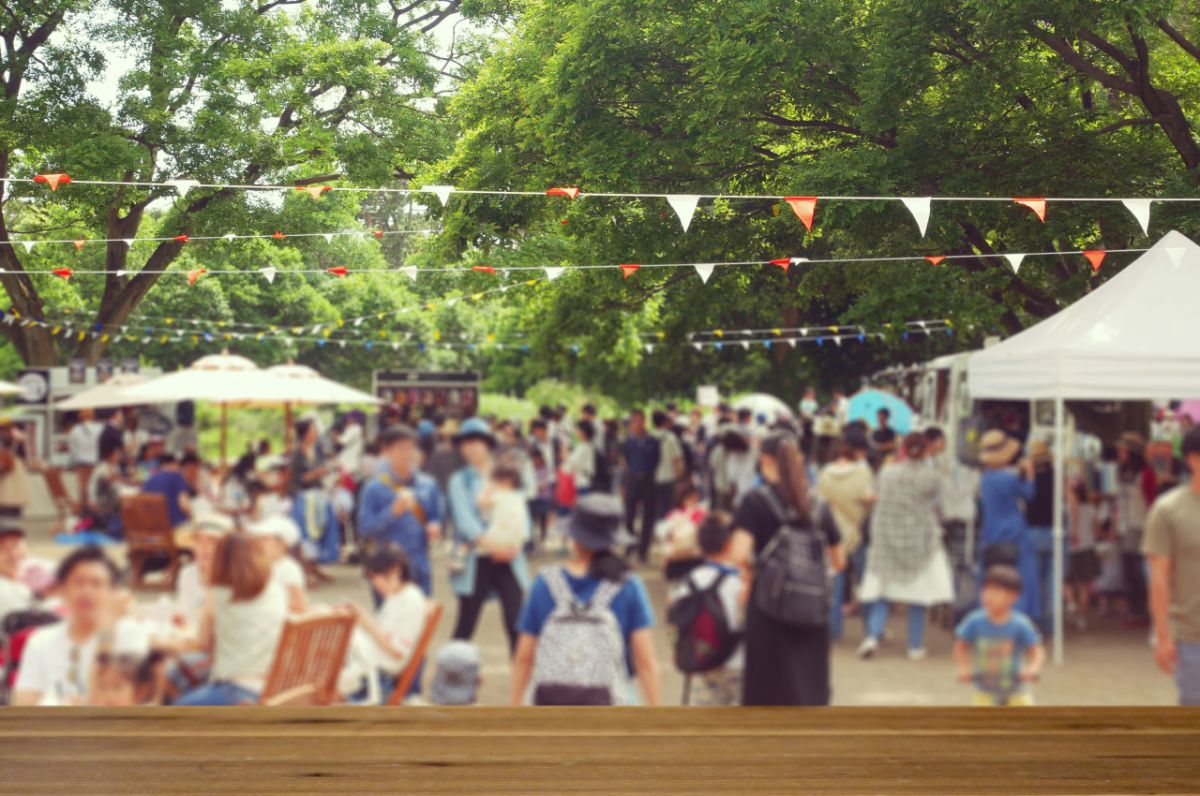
[68,409,104,511]
[653,410,685,522]
[0,527,32,620]
[14,547,149,705]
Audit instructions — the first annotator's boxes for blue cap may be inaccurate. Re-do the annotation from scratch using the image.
[417,419,436,437]
[454,416,495,447]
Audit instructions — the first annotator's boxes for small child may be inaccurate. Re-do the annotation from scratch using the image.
[429,640,482,706]
[248,515,308,614]
[344,546,426,703]
[954,565,1045,706]
[478,466,529,551]
[1066,480,1101,630]
[660,482,707,583]
[669,512,749,706]
[88,650,165,706]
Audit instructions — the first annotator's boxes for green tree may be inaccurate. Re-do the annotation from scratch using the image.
[0,0,504,365]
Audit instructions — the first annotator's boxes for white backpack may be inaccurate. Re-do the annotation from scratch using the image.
[528,567,627,705]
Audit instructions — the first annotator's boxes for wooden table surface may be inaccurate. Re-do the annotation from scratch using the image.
[1,707,1197,794]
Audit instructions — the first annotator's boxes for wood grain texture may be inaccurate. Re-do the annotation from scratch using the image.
[1,708,1197,794]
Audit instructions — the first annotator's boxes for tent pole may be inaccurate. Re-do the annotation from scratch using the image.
[1052,397,1066,665]
[220,403,228,469]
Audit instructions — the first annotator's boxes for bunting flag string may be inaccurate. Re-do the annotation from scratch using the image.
[7,307,960,356]
[0,227,438,251]
[8,248,1148,283]
[8,173,1189,235]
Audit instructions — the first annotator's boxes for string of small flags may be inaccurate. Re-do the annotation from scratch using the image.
[13,171,1186,235]
[0,227,438,252]
[10,247,1145,285]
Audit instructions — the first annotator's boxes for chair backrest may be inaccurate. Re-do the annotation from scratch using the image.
[260,610,355,706]
[388,601,444,706]
[120,494,176,552]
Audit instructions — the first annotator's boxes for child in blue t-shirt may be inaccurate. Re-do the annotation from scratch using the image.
[955,565,1045,706]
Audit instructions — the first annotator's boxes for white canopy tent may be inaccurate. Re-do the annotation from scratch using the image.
[969,229,1200,663]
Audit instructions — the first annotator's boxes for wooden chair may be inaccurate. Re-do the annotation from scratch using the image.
[42,468,77,528]
[259,610,356,707]
[387,601,444,706]
[120,494,185,591]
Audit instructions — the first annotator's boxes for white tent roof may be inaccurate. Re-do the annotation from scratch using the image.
[969,230,1200,400]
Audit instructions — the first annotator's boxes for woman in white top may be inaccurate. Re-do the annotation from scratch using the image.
[176,534,288,705]
[247,515,308,614]
[563,420,598,492]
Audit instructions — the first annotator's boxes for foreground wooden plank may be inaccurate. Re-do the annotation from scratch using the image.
[1,708,1196,794]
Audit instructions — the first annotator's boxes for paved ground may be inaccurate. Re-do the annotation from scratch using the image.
[22,514,1178,707]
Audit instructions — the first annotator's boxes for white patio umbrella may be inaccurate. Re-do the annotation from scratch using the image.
[56,373,153,411]
[733,392,795,422]
[263,364,381,406]
[120,353,297,463]
[0,381,22,397]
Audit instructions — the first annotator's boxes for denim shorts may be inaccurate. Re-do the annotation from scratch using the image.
[1177,641,1200,706]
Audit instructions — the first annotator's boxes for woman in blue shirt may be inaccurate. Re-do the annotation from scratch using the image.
[448,418,530,653]
[511,493,661,705]
[977,430,1039,618]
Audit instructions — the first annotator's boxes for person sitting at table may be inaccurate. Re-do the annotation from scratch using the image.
[13,547,150,705]
[141,453,194,528]
[248,514,308,614]
[0,526,32,621]
[86,437,128,538]
[175,513,236,629]
[176,533,288,706]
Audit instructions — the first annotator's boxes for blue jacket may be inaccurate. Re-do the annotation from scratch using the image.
[357,466,441,584]
[447,465,531,597]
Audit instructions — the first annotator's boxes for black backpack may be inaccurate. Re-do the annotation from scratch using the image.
[668,569,742,673]
[753,489,830,629]
[592,445,612,492]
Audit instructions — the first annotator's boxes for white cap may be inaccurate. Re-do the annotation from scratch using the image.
[247,515,301,547]
[188,512,235,537]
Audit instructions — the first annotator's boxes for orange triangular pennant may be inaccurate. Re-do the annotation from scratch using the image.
[471,265,496,274]
[1084,249,1106,273]
[372,229,384,239]
[72,239,86,251]
[784,196,818,231]
[925,255,945,266]
[173,234,189,243]
[1014,197,1047,222]
[187,268,207,286]
[769,258,791,271]
[35,173,71,191]
[546,186,581,199]
[619,264,640,279]
[296,185,331,199]
[272,231,286,240]
[52,267,73,280]
[327,266,349,277]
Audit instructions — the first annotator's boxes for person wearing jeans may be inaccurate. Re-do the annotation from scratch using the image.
[620,409,660,563]
[1144,427,1200,706]
[865,601,926,653]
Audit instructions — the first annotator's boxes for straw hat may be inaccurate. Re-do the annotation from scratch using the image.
[1027,438,1052,466]
[978,429,1021,468]
[1118,431,1146,457]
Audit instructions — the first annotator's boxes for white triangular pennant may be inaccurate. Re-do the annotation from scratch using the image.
[900,197,932,237]
[423,185,455,206]
[1166,247,1186,266]
[391,342,400,351]
[222,233,237,241]
[789,257,809,267]
[666,195,701,232]
[740,341,750,350]
[692,342,702,351]
[1005,253,1025,274]
[645,343,655,354]
[120,239,135,249]
[322,233,333,244]
[693,263,715,284]
[168,179,200,196]
[115,269,127,277]
[260,266,277,284]
[544,267,565,281]
[399,266,418,282]
[353,317,365,327]
[338,341,346,349]
[1122,198,1152,235]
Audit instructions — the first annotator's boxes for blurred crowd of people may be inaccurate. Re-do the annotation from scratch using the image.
[0,388,1197,708]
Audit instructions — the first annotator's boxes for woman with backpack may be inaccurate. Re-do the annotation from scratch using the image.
[511,493,661,706]
[732,431,845,706]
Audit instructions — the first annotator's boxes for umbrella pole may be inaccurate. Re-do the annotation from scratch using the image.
[285,403,293,452]
[220,403,228,468]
